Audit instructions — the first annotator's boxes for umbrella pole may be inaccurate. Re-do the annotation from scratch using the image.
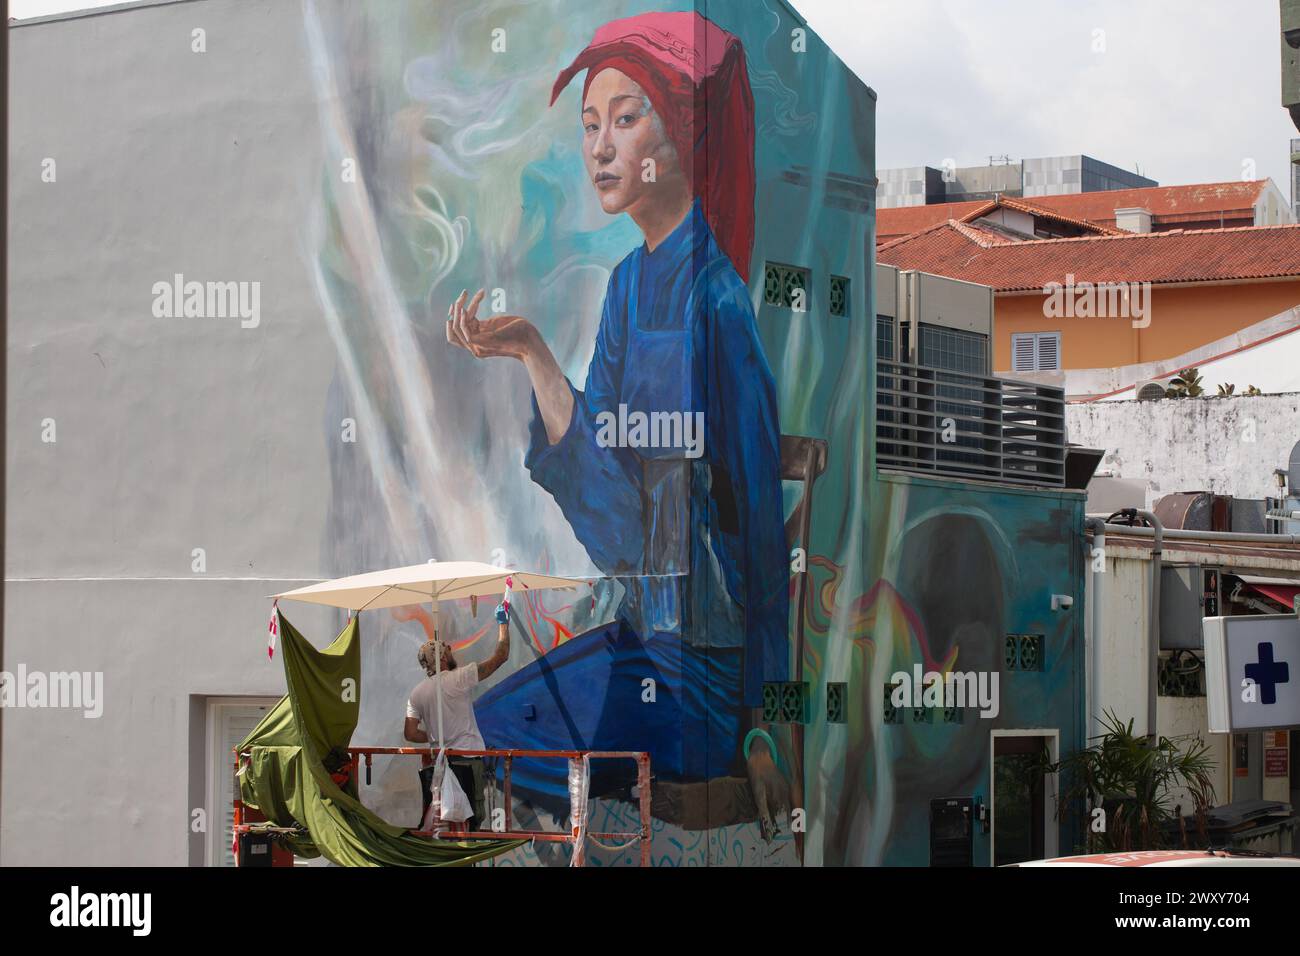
[432,597,445,755]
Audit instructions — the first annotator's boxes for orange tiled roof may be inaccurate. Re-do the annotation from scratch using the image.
[1027,180,1268,226]
[877,200,989,241]
[875,221,1300,292]
[984,195,1127,235]
[877,193,1124,243]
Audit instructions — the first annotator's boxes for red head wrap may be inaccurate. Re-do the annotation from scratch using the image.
[551,12,756,284]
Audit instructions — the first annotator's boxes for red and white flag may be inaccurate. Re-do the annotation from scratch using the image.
[267,600,280,660]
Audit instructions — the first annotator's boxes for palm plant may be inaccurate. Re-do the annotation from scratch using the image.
[1046,710,1216,853]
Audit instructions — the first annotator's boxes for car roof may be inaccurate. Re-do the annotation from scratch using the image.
[1010,850,1300,867]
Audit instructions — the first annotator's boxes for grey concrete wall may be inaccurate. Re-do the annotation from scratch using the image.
[1066,393,1300,509]
[5,0,336,864]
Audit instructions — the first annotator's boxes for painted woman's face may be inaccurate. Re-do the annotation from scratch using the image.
[582,68,682,216]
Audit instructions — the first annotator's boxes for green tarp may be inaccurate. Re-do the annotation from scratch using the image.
[237,611,524,866]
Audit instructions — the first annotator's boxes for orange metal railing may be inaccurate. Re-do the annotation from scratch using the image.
[233,746,652,867]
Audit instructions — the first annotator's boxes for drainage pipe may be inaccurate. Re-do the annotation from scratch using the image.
[1118,510,1165,743]
[1142,511,1163,744]
[1083,517,1107,742]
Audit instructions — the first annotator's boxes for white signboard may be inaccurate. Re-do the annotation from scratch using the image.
[1203,615,1299,733]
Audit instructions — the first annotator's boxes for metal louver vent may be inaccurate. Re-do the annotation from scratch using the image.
[829,275,849,317]
[883,682,903,724]
[762,681,809,723]
[827,682,846,723]
[764,263,810,311]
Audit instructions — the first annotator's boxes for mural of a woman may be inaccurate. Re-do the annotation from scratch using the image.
[444,12,790,823]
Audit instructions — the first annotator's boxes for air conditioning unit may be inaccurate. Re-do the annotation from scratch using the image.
[1135,377,1177,400]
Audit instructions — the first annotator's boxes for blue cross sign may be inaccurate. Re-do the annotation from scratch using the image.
[1244,643,1290,705]
[1204,616,1300,733]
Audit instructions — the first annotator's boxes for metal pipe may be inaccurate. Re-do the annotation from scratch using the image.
[432,599,445,759]
[1084,517,1107,742]
[1101,524,1300,546]
[638,753,652,867]
[503,755,512,830]
[423,829,640,842]
[1136,510,1163,743]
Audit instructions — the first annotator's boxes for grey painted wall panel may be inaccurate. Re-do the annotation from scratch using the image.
[1,579,345,865]
[8,0,333,581]
[6,0,339,863]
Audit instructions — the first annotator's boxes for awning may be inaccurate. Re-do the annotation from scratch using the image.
[1236,575,1300,611]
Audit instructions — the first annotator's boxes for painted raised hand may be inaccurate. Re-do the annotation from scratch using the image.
[445,288,537,362]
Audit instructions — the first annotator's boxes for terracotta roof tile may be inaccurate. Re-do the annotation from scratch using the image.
[876,200,989,241]
[877,193,1125,244]
[875,222,1300,291]
[992,195,1127,235]
[1027,180,1268,225]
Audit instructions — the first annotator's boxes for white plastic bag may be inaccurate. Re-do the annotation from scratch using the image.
[421,753,472,829]
[439,761,473,823]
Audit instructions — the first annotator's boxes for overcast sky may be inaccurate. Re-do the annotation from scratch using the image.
[790,0,1295,194]
[11,0,1296,197]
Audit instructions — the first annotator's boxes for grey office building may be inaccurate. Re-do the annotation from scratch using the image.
[878,154,1157,208]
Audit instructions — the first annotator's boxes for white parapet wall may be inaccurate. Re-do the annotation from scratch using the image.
[1067,392,1300,509]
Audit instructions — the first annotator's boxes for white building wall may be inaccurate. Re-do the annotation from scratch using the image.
[1256,179,1297,226]
[1067,392,1300,509]
[1090,557,1232,810]
[1091,556,1153,737]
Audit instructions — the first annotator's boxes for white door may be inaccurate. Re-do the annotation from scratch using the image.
[206,697,282,867]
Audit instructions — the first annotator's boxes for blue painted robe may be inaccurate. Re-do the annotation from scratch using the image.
[476,200,787,805]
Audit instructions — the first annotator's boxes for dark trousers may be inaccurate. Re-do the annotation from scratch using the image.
[419,758,484,831]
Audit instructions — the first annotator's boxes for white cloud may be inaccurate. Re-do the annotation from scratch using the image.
[790,0,1296,195]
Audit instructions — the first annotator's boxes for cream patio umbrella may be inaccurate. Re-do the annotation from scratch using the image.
[271,561,582,758]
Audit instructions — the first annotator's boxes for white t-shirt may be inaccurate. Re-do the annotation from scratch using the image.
[406,665,485,752]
